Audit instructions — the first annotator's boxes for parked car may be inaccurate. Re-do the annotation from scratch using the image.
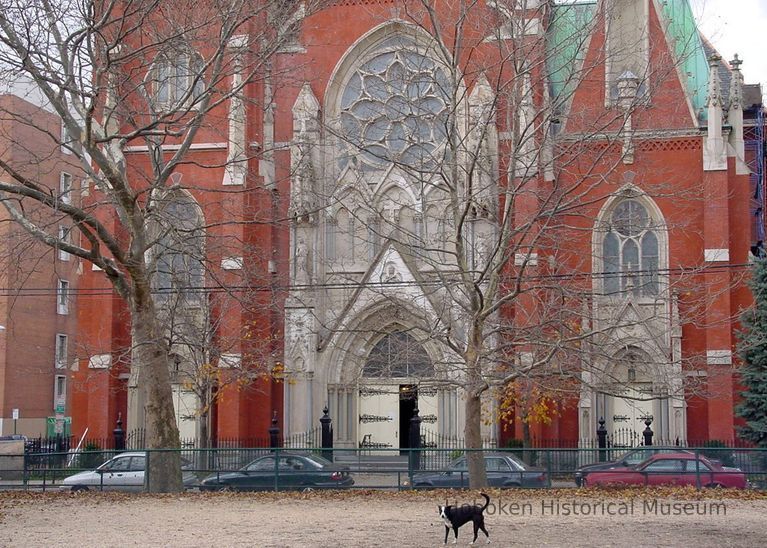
[574,447,693,486]
[199,452,354,491]
[581,452,747,488]
[60,452,199,492]
[405,453,547,489]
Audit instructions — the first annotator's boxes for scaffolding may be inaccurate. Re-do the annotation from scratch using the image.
[752,106,765,256]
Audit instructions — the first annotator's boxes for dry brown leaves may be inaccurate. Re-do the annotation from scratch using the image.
[1,485,766,509]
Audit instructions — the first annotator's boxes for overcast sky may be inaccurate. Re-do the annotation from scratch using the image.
[692,0,767,94]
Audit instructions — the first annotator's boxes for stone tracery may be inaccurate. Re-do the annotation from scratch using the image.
[339,37,450,171]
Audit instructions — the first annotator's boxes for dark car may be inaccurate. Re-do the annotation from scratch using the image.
[582,452,747,489]
[405,453,547,489]
[199,453,354,491]
[574,447,692,486]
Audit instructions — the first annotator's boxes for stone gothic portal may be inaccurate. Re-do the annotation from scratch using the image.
[357,332,438,452]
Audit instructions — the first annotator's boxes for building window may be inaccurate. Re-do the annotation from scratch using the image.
[325,216,337,261]
[151,192,204,304]
[60,172,73,205]
[58,226,71,261]
[55,334,68,369]
[602,199,660,296]
[338,35,450,171]
[363,331,434,378]
[57,279,69,315]
[54,375,67,405]
[438,216,453,263]
[368,218,381,261]
[60,119,73,155]
[348,216,356,262]
[152,51,204,109]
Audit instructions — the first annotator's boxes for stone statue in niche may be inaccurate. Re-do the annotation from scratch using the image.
[286,309,313,365]
[291,83,320,220]
[382,262,401,283]
[295,238,310,284]
[291,142,317,219]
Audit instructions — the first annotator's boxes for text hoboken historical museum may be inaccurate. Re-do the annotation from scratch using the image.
[454,498,727,517]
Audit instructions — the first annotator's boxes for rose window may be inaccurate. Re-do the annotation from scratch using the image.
[339,40,450,170]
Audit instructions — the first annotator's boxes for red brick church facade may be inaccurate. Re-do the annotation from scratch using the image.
[68,0,765,448]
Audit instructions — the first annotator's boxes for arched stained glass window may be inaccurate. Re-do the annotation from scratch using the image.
[152,193,205,304]
[339,37,450,171]
[363,331,434,378]
[602,200,659,297]
[151,50,204,109]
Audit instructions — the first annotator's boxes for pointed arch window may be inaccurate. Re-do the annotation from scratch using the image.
[602,199,659,296]
[325,214,338,261]
[151,192,205,304]
[363,331,434,378]
[151,50,205,109]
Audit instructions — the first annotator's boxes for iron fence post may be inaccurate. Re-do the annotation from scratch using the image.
[409,406,422,475]
[274,447,280,491]
[320,405,333,462]
[546,449,552,488]
[269,411,281,451]
[695,448,701,489]
[113,412,125,452]
[642,418,654,446]
[144,449,150,492]
[597,417,608,462]
[22,448,28,490]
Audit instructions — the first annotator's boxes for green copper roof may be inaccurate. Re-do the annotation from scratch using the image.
[657,0,709,121]
[546,1,597,113]
[547,0,709,121]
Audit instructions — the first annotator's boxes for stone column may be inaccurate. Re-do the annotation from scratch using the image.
[222,35,248,186]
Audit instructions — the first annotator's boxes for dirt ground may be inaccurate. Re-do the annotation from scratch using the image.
[1,489,766,547]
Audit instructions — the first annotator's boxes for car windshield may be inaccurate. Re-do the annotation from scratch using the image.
[504,455,526,471]
[449,457,520,472]
[99,456,132,472]
[245,457,276,471]
[302,454,330,468]
[625,449,655,465]
[449,459,468,472]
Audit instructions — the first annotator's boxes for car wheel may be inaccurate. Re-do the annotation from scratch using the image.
[301,486,315,493]
[71,485,89,493]
[218,486,234,492]
[704,483,724,489]
[414,483,432,490]
[581,478,588,488]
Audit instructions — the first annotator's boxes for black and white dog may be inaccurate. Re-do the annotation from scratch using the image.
[438,493,491,545]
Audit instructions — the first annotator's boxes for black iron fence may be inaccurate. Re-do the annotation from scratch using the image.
[21,436,760,477]
[13,407,763,484]
[420,430,497,469]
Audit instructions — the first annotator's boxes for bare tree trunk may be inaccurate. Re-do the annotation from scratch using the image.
[465,391,487,488]
[521,419,532,464]
[132,288,182,493]
[466,336,488,487]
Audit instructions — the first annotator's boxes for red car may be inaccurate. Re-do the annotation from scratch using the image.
[582,452,747,489]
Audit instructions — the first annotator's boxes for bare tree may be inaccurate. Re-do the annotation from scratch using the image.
[0,0,323,491]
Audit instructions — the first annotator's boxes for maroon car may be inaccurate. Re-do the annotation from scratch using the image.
[582,452,747,489]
